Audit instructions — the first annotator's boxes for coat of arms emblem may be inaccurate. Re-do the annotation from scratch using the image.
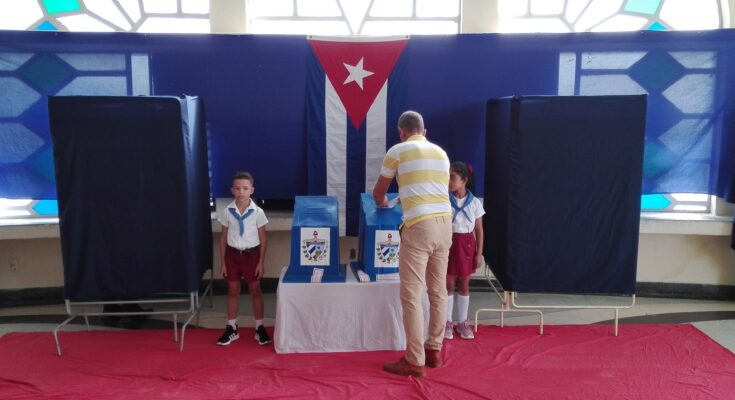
[375,232,399,265]
[302,230,328,262]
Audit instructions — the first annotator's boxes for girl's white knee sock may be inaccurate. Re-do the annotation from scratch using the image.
[446,293,455,322]
[458,294,470,322]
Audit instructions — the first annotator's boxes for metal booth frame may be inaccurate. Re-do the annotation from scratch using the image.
[474,265,636,336]
[53,269,214,356]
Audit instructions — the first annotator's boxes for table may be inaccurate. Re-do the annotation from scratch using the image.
[274,267,428,354]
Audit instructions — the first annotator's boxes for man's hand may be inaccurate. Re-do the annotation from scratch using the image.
[255,262,264,279]
[220,264,228,278]
[373,175,392,207]
[375,195,389,208]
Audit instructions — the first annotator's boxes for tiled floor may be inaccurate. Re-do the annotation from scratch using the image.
[2,290,734,353]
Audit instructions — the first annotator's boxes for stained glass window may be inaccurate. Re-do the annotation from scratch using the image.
[498,0,724,33]
[500,0,726,213]
[0,1,726,217]
[0,0,210,33]
[0,51,151,219]
[0,1,209,219]
[247,0,461,35]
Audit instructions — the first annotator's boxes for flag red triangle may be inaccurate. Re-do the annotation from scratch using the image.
[309,37,408,129]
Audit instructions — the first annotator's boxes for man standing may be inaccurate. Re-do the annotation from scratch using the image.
[373,110,453,378]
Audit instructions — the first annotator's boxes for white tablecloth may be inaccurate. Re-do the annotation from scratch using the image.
[274,267,428,354]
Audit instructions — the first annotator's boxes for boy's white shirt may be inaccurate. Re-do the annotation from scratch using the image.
[218,200,268,249]
[451,195,485,233]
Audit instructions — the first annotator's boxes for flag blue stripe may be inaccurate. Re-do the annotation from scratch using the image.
[345,117,366,236]
[306,51,327,195]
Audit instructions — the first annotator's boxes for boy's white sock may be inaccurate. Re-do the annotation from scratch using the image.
[458,294,470,322]
[255,319,263,329]
[227,319,237,329]
[446,293,455,322]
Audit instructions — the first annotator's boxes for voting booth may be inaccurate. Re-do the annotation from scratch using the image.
[49,95,212,300]
[473,95,647,336]
[351,193,402,281]
[48,95,212,354]
[282,196,346,283]
[484,95,646,295]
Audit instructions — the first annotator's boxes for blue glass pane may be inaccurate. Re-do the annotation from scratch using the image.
[647,21,666,31]
[641,194,671,210]
[624,0,662,15]
[37,21,58,31]
[42,0,81,14]
[20,55,73,93]
[32,200,58,215]
[643,141,677,178]
[31,148,56,182]
[630,52,683,92]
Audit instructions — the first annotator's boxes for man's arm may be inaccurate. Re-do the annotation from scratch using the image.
[373,175,392,207]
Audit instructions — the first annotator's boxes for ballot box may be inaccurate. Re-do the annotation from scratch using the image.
[282,196,346,283]
[351,193,402,282]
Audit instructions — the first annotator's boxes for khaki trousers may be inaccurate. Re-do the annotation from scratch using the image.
[399,215,453,366]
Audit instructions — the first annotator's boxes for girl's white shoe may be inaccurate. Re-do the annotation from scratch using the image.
[456,320,475,340]
[444,321,454,340]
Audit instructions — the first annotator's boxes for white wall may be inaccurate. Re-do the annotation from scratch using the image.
[209,0,246,33]
[461,0,498,33]
[0,223,355,290]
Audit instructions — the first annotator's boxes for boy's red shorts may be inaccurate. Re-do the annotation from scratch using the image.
[225,245,260,283]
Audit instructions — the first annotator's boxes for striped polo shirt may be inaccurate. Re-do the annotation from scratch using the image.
[380,135,451,227]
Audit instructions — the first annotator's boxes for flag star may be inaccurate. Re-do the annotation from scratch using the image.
[343,57,374,90]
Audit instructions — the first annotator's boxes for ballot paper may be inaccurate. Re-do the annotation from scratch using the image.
[310,268,324,283]
[356,269,371,283]
[386,197,400,208]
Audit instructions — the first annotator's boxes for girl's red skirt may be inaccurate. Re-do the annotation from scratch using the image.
[448,232,476,277]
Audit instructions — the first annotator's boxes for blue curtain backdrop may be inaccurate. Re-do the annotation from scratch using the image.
[1,30,735,202]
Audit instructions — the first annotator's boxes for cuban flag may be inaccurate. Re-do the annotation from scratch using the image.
[307,36,409,236]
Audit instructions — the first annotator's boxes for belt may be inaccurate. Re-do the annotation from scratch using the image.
[227,245,260,255]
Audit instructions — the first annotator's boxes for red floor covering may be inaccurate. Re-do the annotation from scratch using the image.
[1,324,734,400]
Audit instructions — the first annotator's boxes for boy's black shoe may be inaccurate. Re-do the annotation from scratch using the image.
[255,325,271,345]
[217,325,239,346]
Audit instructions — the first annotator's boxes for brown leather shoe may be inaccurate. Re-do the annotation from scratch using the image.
[425,347,443,368]
[383,357,426,378]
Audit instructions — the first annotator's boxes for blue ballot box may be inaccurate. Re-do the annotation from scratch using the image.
[283,196,346,283]
[351,193,402,282]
